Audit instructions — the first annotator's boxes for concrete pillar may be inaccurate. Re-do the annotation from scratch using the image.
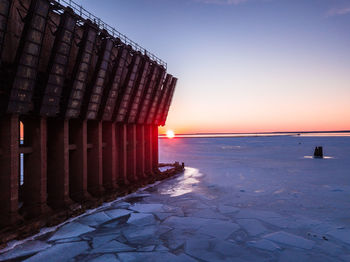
[23,117,49,217]
[102,122,117,190]
[136,124,146,180]
[152,125,159,174]
[127,124,137,183]
[47,119,71,208]
[0,115,20,226]
[87,121,104,197]
[116,124,128,185]
[69,119,90,202]
[144,124,153,177]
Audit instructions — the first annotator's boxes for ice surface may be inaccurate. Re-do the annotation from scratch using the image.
[78,211,111,226]
[237,219,268,236]
[327,228,350,245]
[87,254,120,262]
[23,241,89,262]
[104,209,133,219]
[48,222,95,241]
[0,241,51,261]
[90,240,135,253]
[4,136,350,261]
[263,231,314,249]
[127,213,156,226]
[247,239,281,251]
[129,203,164,213]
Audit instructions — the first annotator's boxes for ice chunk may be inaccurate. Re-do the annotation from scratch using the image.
[137,245,155,252]
[48,222,95,241]
[247,239,281,251]
[104,209,133,219]
[263,231,314,249]
[0,241,51,261]
[127,213,156,226]
[92,235,117,248]
[78,211,111,226]
[87,254,120,262]
[184,239,226,262]
[90,240,135,253]
[327,228,350,245]
[218,205,240,214]
[23,241,89,262]
[117,251,179,262]
[237,219,267,236]
[163,216,216,230]
[129,203,164,213]
[123,225,158,243]
[197,221,240,239]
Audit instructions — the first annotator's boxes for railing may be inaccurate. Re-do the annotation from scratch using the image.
[52,0,167,69]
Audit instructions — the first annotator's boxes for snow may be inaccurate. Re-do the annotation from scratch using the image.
[1,135,350,261]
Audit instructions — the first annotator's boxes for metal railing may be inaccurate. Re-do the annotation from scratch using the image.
[53,0,167,69]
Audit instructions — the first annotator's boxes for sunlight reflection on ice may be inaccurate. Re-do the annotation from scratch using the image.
[159,167,202,197]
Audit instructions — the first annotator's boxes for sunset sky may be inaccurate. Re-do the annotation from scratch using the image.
[76,0,350,134]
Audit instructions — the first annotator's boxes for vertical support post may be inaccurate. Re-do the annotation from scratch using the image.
[144,124,153,177]
[47,119,71,208]
[69,119,90,202]
[136,124,146,179]
[152,125,159,174]
[0,115,20,226]
[23,117,49,217]
[102,121,117,190]
[127,124,137,183]
[87,121,104,196]
[116,124,128,185]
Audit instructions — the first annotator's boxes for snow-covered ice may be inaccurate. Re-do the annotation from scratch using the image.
[1,135,350,261]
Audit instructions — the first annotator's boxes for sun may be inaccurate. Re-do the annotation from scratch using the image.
[166,130,175,139]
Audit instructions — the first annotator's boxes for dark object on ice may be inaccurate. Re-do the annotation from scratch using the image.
[314,146,323,158]
[182,162,185,168]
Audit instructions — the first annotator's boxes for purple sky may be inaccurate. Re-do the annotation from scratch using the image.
[75,0,350,134]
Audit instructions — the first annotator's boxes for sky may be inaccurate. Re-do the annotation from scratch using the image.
[75,0,350,134]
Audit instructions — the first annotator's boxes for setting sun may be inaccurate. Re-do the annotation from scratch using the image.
[166,130,175,139]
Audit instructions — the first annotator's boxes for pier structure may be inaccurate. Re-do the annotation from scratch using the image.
[0,0,177,227]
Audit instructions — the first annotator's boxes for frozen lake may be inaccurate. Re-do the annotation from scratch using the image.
[1,135,350,261]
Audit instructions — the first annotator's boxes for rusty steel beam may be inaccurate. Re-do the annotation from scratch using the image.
[69,119,90,202]
[136,64,161,124]
[154,74,173,126]
[116,123,128,185]
[0,0,11,63]
[126,57,150,124]
[39,9,76,117]
[7,0,50,114]
[144,124,153,176]
[82,35,113,120]
[62,21,97,119]
[136,124,146,179]
[126,124,137,182]
[0,114,20,226]
[160,77,177,126]
[114,53,142,123]
[22,117,50,217]
[87,120,104,196]
[145,68,166,125]
[102,121,117,189]
[47,119,72,208]
[152,125,159,173]
[100,45,128,121]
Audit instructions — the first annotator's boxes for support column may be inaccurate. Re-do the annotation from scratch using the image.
[47,119,71,208]
[116,124,128,185]
[23,117,49,217]
[144,124,153,177]
[152,125,159,174]
[102,122,117,190]
[136,125,146,180]
[87,121,104,197]
[0,115,20,226]
[127,124,137,183]
[69,119,90,202]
